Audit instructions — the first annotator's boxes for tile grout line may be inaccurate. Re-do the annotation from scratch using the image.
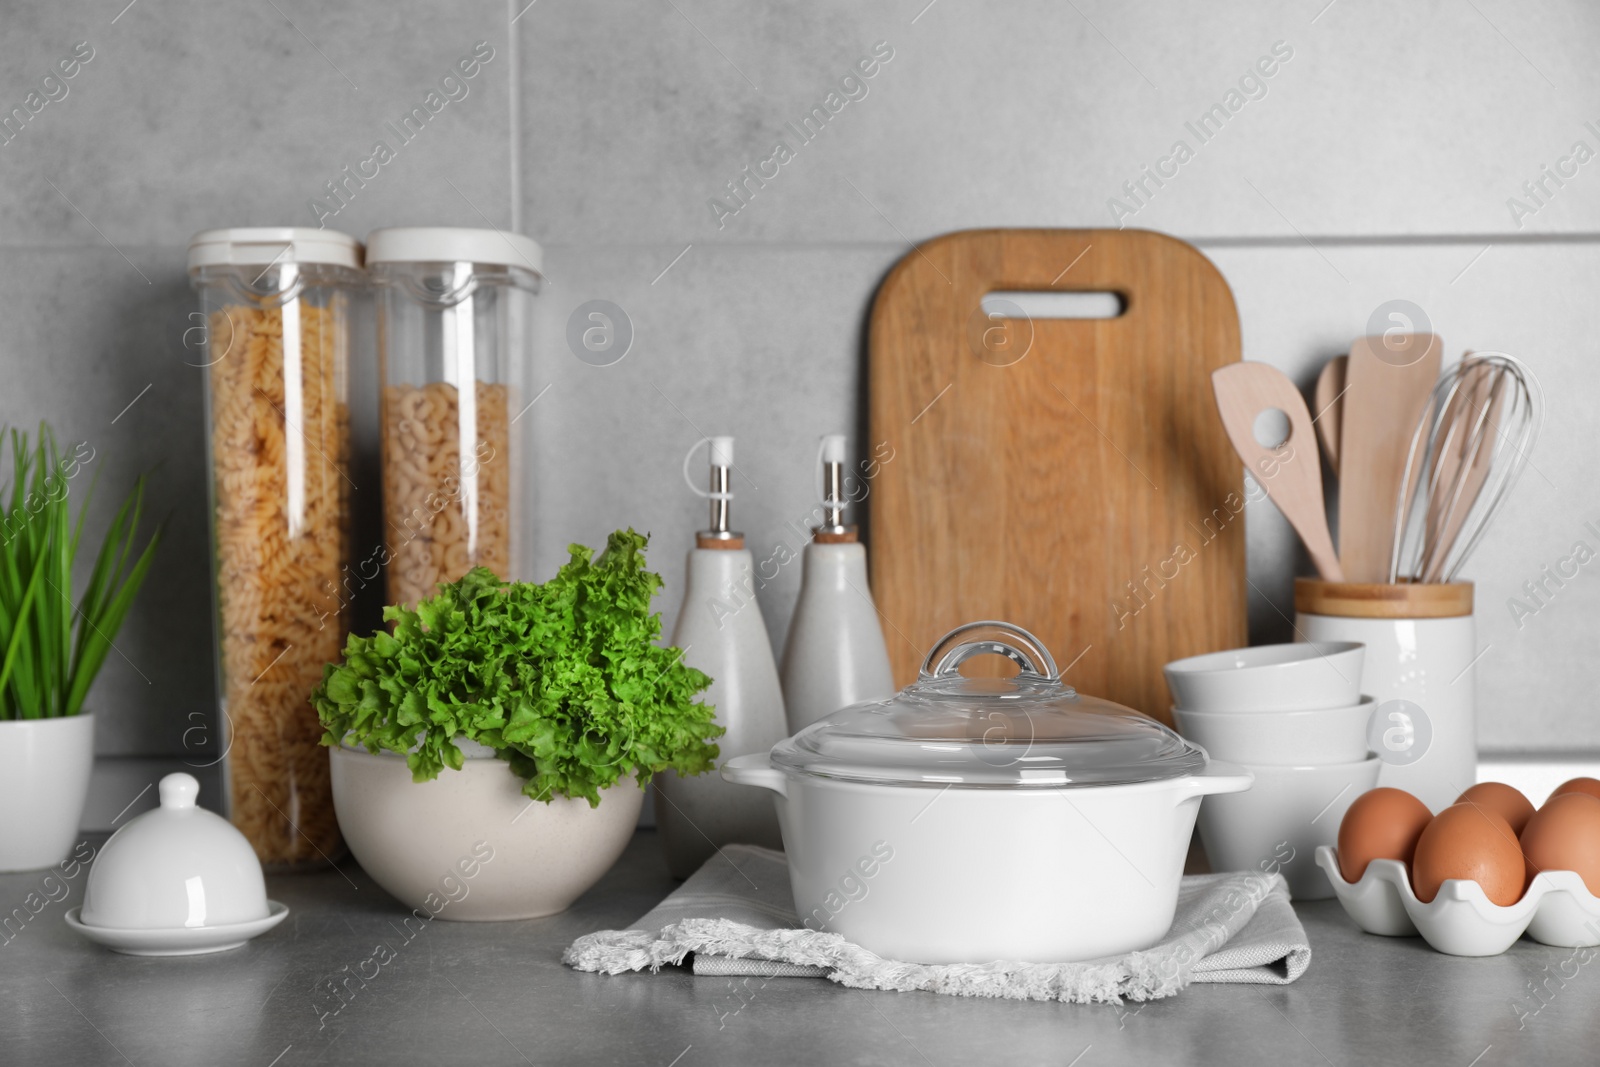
[14,232,1600,257]
[507,0,522,235]
[483,232,1600,254]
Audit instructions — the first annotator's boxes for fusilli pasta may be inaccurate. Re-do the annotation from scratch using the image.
[207,299,348,866]
[381,380,511,607]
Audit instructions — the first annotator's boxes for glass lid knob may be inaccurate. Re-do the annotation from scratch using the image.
[919,620,1060,682]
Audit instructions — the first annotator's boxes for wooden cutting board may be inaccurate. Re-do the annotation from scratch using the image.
[867,229,1246,724]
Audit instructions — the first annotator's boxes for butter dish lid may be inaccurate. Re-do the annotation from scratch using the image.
[770,621,1206,788]
[79,773,271,931]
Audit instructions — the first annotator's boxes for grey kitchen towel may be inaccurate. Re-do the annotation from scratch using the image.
[563,845,1311,1004]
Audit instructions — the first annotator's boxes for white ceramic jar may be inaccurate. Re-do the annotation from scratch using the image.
[781,537,895,733]
[655,436,789,878]
[1294,579,1476,812]
[780,434,895,733]
[656,543,788,873]
[724,622,1253,964]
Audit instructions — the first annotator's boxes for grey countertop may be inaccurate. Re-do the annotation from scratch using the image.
[2,831,1593,1067]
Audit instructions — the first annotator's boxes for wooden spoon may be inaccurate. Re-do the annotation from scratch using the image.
[1212,362,1343,581]
[1313,355,1347,475]
[1337,334,1442,582]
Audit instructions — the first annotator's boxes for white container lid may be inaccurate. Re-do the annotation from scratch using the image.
[365,227,543,276]
[187,227,362,272]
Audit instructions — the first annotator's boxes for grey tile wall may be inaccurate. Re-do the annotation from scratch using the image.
[1,0,1597,800]
[527,242,901,663]
[521,0,1600,243]
[0,1,514,244]
[0,0,515,761]
[0,246,206,756]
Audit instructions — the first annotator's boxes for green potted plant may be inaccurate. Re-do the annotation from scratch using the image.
[314,528,721,920]
[0,425,160,872]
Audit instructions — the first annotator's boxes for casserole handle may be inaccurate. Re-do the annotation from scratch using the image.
[1170,759,1254,805]
[720,752,788,797]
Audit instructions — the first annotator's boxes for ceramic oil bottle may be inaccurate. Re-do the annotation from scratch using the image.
[780,435,895,733]
[655,436,787,877]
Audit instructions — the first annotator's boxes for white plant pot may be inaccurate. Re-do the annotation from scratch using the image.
[0,714,95,872]
[328,745,644,921]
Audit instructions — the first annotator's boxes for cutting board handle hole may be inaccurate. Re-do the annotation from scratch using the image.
[981,291,1126,320]
[1252,407,1292,449]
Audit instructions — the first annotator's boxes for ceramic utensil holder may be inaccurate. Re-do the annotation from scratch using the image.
[1294,579,1475,813]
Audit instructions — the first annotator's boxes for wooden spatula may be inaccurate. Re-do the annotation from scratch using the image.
[1313,355,1347,475]
[1337,334,1443,582]
[1212,362,1343,581]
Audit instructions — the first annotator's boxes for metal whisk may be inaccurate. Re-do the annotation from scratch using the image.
[1388,352,1542,584]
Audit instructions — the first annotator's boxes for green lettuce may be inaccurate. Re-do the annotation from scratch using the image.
[312,528,719,806]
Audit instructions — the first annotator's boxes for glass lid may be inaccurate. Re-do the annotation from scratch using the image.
[771,621,1207,788]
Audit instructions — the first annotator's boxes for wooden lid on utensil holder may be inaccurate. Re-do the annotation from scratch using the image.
[1294,578,1473,619]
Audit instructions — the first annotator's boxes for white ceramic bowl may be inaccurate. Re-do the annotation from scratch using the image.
[80,773,271,929]
[329,746,643,921]
[1164,641,1364,712]
[1196,756,1380,900]
[1172,698,1374,766]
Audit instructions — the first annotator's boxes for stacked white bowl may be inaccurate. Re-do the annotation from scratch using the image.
[1164,642,1378,901]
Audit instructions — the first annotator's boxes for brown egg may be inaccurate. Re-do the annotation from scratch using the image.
[1411,803,1526,906]
[1551,777,1600,804]
[1455,782,1535,835]
[1337,787,1434,884]
[1520,791,1600,895]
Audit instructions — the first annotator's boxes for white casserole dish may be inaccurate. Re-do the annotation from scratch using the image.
[723,622,1253,964]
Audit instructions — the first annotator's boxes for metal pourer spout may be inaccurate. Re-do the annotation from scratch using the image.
[823,458,845,529]
[696,436,742,548]
[813,434,855,542]
[709,457,731,533]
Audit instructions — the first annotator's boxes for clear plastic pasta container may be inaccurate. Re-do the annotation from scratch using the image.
[188,227,361,868]
[366,228,541,607]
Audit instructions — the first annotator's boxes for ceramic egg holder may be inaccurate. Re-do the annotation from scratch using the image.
[1315,846,1600,957]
